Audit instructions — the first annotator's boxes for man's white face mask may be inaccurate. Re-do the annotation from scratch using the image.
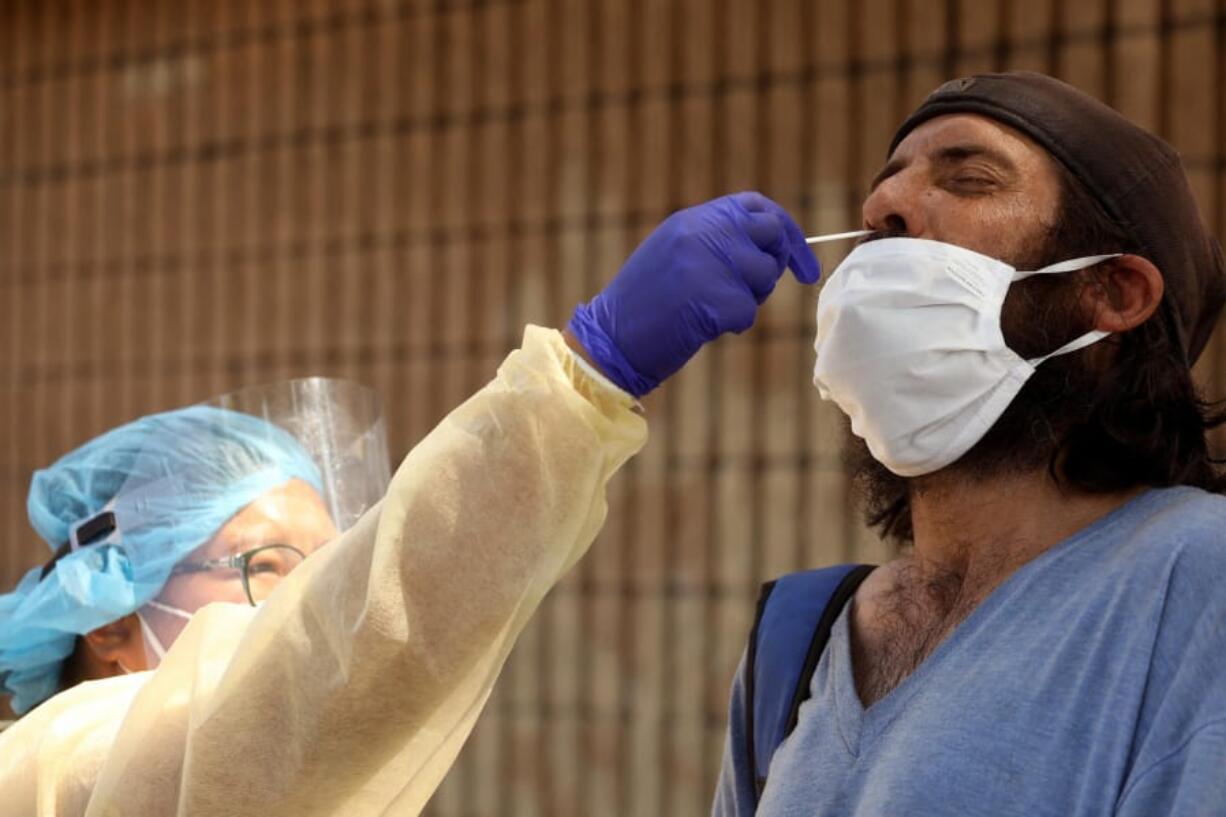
[813,237,1121,477]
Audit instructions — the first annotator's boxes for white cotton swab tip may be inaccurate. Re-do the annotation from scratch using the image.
[804,229,875,245]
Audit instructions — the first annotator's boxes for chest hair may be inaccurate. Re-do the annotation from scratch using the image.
[849,558,994,708]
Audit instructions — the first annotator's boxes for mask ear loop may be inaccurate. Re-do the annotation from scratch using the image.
[1012,253,1124,366]
[143,599,194,621]
[137,601,193,666]
[1020,253,1124,277]
[136,613,170,665]
[1026,329,1112,366]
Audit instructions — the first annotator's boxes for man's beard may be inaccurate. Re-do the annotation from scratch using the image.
[844,235,1104,543]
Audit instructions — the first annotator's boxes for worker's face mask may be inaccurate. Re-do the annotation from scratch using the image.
[813,237,1120,477]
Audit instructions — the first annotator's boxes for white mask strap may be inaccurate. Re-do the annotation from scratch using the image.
[144,599,194,621]
[1027,329,1111,366]
[137,613,169,663]
[1012,253,1120,365]
[1014,253,1123,280]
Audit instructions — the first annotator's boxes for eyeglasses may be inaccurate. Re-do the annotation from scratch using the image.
[170,544,306,606]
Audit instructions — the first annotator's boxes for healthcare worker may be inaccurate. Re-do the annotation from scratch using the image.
[0,194,819,816]
[0,378,388,720]
[4,403,337,711]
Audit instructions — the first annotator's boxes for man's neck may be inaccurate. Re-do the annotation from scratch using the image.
[907,469,1148,591]
[848,469,1150,708]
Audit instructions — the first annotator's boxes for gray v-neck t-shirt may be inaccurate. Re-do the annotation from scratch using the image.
[714,486,1226,816]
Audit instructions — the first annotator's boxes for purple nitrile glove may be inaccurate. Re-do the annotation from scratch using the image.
[568,192,821,397]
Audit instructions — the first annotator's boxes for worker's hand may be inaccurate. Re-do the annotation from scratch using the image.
[567,192,820,397]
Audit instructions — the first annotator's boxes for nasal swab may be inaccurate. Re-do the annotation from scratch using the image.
[804,229,875,245]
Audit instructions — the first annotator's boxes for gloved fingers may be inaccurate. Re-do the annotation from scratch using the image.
[742,211,788,269]
[730,242,785,305]
[703,290,759,334]
[728,191,778,214]
[784,228,821,285]
[728,191,821,285]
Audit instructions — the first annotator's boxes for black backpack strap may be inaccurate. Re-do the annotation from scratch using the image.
[745,564,876,803]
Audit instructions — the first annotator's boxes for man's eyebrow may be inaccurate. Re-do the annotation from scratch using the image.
[869,143,1018,191]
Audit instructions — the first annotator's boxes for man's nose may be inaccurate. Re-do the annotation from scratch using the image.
[861,169,926,237]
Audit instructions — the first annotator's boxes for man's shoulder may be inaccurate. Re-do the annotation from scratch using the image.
[1074,486,1226,607]
[1113,486,1226,560]
[1150,482,1226,535]
[1116,489,1226,756]
[1101,486,1226,623]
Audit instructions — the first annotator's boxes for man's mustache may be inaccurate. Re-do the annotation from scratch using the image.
[856,228,908,246]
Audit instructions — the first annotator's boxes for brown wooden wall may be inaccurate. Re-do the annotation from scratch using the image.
[2,1,1225,813]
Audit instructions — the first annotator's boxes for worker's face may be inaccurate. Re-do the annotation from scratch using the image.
[141,479,338,650]
[861,113,1063,268]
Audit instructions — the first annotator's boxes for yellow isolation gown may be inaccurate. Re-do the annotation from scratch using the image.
[0,326,647,817]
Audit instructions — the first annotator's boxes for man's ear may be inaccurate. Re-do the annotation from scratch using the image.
[1083,254,1165,333]
[81,614,146,673]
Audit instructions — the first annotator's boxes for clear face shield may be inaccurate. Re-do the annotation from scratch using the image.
[127,378,391,668]
[207,377,391,533]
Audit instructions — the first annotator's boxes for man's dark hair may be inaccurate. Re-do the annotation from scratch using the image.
[855,165,1226,544]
